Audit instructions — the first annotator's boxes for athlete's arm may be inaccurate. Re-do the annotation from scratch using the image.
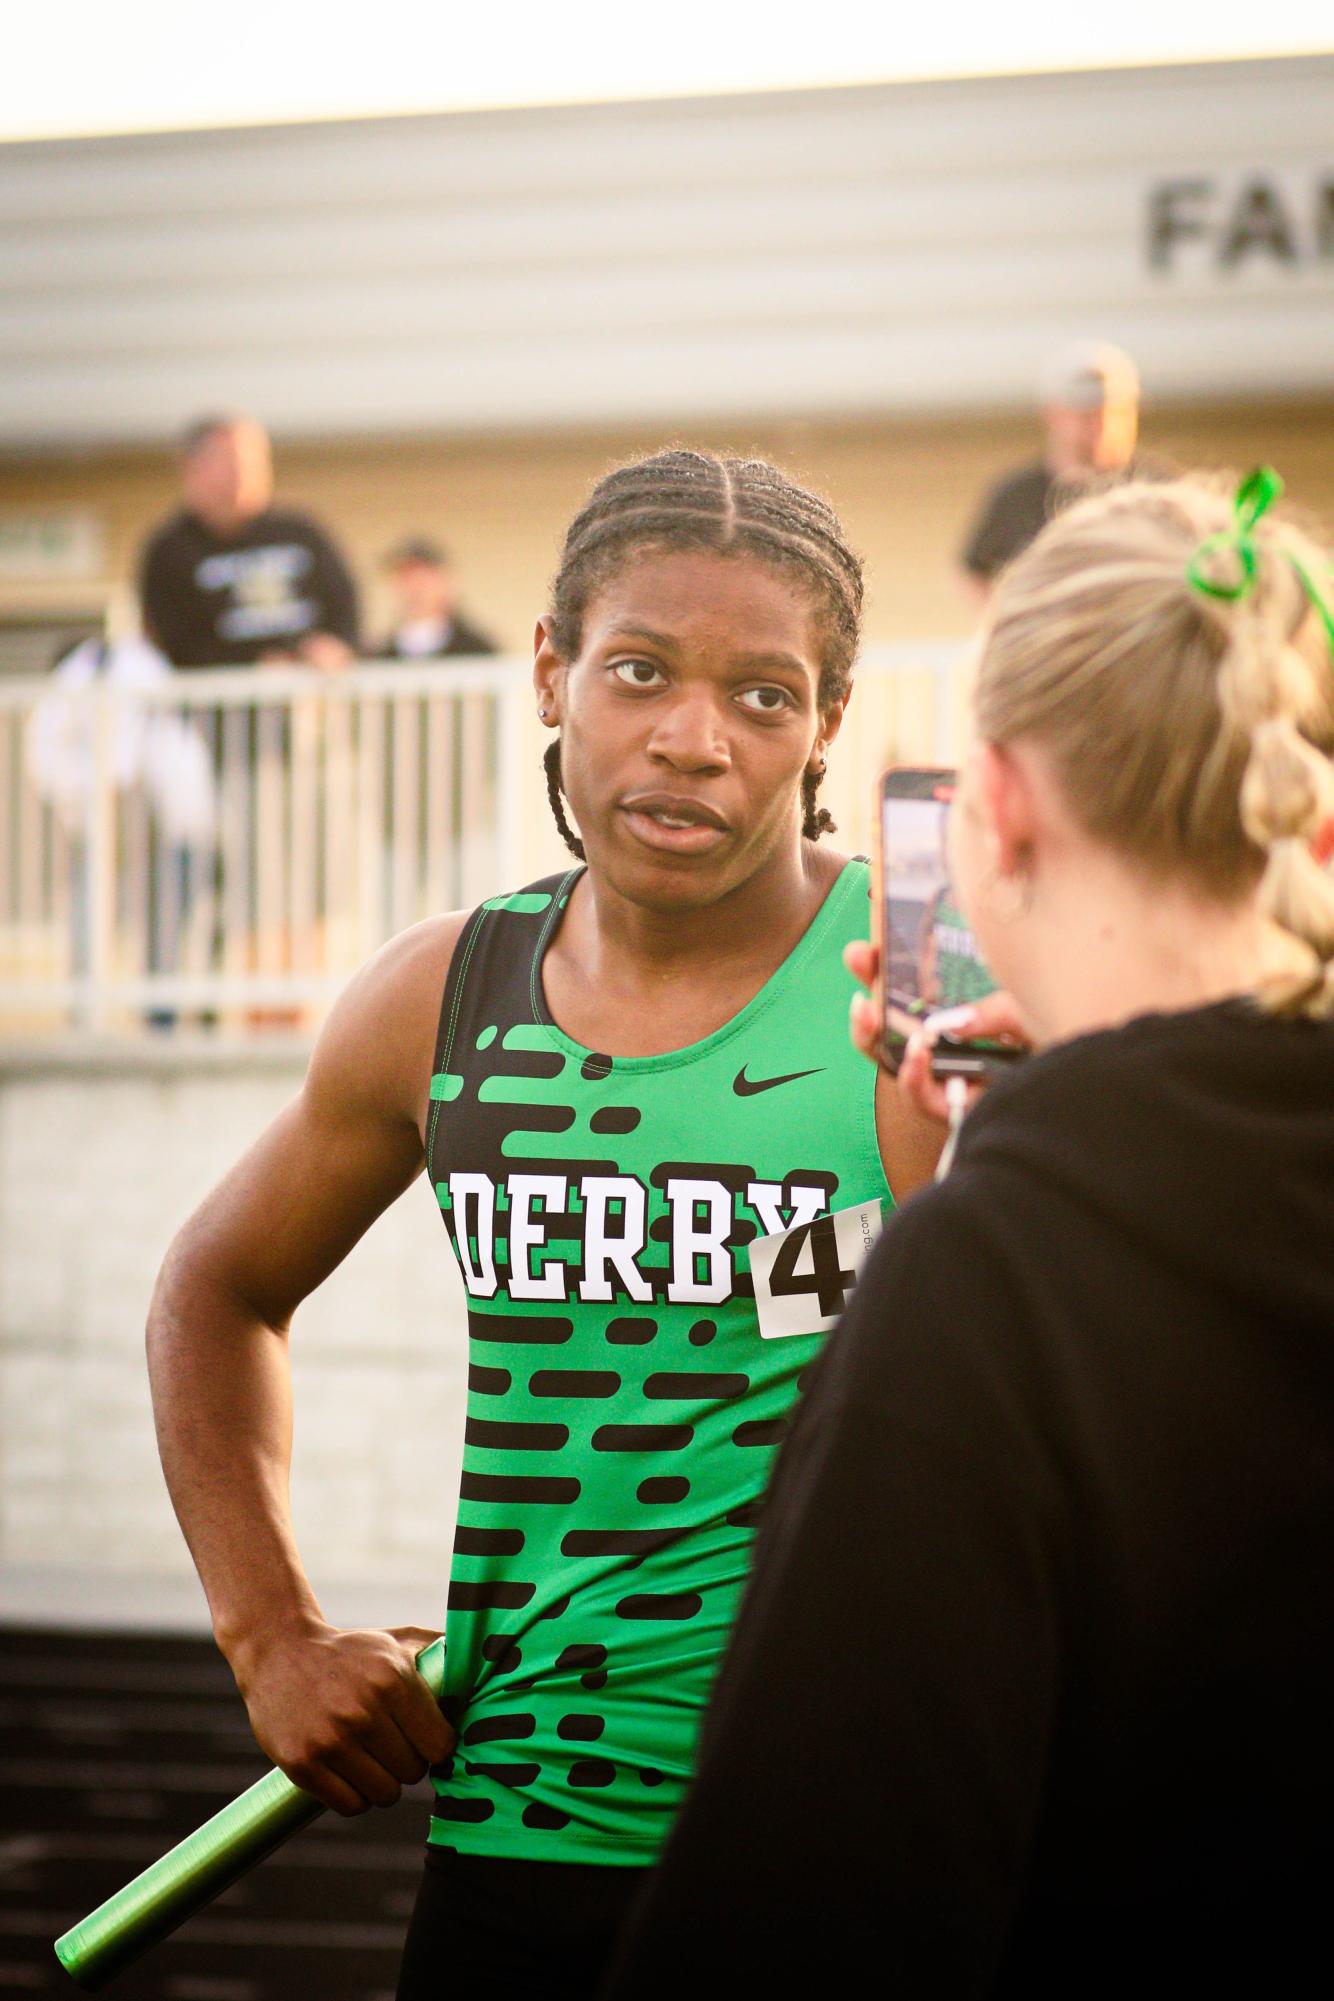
[145,915,465,1813]
[874,1067,948,1203]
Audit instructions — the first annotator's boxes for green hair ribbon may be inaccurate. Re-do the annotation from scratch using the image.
[1186,465,1334,658]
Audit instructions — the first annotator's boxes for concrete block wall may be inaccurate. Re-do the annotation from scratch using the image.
[0,1048,468,1634]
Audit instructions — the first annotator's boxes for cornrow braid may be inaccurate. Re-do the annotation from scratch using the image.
[545,448,864,848]
[802,768,837,842]
[544,738,586,861]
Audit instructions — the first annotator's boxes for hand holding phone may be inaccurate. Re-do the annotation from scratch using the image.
[872,767,1028,1082]
[898,990,1032,1126]
[847,941,1029,1119]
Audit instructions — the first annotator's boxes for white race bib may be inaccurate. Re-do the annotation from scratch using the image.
[749,1197,885,1340]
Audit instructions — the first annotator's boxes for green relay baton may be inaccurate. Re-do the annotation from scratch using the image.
[53,1636,447,1992]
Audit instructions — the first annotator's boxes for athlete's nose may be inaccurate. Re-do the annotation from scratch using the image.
[645,691,731,774]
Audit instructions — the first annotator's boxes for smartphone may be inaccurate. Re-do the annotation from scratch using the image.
[873,766,1025,1080]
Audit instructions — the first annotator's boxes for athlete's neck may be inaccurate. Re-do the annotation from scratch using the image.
[544,841,845,1058]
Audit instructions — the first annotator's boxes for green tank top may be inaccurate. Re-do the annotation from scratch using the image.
[425,858,891,1863]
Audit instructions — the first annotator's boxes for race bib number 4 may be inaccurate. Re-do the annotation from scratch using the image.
[750,1198,885,1340]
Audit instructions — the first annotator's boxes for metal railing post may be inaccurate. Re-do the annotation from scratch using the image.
[493,667,526,894]
[81,680,116,1034]
[932,646,959,768]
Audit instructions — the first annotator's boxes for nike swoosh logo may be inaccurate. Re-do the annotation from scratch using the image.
[733,1065,823,1097]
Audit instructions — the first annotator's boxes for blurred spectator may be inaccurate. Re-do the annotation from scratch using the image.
[26,632,215,847]
[25,630,217,1023]
[377,537,497,659]
[959,342,1144,604]
[139,415,361,670]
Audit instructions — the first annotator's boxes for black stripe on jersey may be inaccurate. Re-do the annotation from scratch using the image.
[468,1313,573,1345]
[468,1364,512,1395]
[459,1473,581,1504]
[642,1372,748,1399]
[732,1418,791,1447]
[462,1713,537,1745]
[559,1528,688,1561]
[591,1424,692,1452]
[448,1581,537,1612]
[615,1593,703,1621]
[465,1417,571,1451]
[529,1370,621,1398]
[454,1527,525,1556]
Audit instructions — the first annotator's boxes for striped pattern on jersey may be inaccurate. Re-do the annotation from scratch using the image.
[424,859,890,1863]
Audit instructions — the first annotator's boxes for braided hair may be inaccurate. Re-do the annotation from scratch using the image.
[976,473,1334,1018]
[542,448,865,860]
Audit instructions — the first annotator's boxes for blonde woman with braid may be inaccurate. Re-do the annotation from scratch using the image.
[608,472,1334,2000]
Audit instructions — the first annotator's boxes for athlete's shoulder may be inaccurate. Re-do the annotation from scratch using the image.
[816,846,871,927]
[829,847,869,884]
[305,910,471,1132]
[381,908,473,1005]
[802,843,865,888]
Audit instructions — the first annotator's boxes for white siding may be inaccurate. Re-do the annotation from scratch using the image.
[0,56,1329,446]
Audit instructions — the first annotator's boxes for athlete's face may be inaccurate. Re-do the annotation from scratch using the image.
[534,548,846,908]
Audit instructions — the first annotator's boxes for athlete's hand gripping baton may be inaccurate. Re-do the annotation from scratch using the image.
[53,1636,447,1991]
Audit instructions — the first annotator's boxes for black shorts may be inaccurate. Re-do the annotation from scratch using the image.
[395,1845,651,2000]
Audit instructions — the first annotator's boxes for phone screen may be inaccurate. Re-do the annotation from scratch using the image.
[877,769,1010,1077]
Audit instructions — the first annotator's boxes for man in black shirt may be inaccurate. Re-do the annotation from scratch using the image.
[139,415,361,669]
[959,343,1143,603]
[376,537,498,661]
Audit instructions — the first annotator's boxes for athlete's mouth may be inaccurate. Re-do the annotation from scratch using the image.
[619,792,730,833]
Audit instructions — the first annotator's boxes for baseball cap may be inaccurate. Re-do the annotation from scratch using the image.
[1039,342,1140,411]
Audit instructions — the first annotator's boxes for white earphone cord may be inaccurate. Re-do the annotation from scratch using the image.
[934,1075,970,1183]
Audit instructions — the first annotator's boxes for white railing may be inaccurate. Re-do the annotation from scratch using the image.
[0,645,967,1037]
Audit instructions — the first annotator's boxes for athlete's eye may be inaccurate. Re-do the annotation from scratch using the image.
[610,659,666,689]
[736,685,792,715]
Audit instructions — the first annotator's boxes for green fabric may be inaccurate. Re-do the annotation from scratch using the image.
[926,892,995,1007]
[426,859,891,1862]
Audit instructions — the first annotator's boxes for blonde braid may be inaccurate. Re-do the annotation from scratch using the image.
[1204,511,1334,1016]
[977,472,1334,1018]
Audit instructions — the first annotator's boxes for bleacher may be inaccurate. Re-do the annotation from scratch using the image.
[0,1627,432,2000]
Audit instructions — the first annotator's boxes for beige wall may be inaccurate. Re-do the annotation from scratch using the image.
[3,399,1332,654]
[1,1052,466,1630]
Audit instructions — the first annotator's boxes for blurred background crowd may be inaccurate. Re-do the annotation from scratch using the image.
[3,51,1332,1045]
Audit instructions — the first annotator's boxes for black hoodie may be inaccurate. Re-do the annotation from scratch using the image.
[606,999,1334,1998]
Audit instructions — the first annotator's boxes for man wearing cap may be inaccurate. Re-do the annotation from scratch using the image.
[377,539,498,661]
[959,342,1148,605]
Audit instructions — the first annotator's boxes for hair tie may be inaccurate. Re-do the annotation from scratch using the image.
[1186,466,1334,659]
[1286,549,1334,663]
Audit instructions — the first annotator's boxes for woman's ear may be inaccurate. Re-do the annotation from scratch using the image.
[533,617,564,729]
[975,740,1037,878]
